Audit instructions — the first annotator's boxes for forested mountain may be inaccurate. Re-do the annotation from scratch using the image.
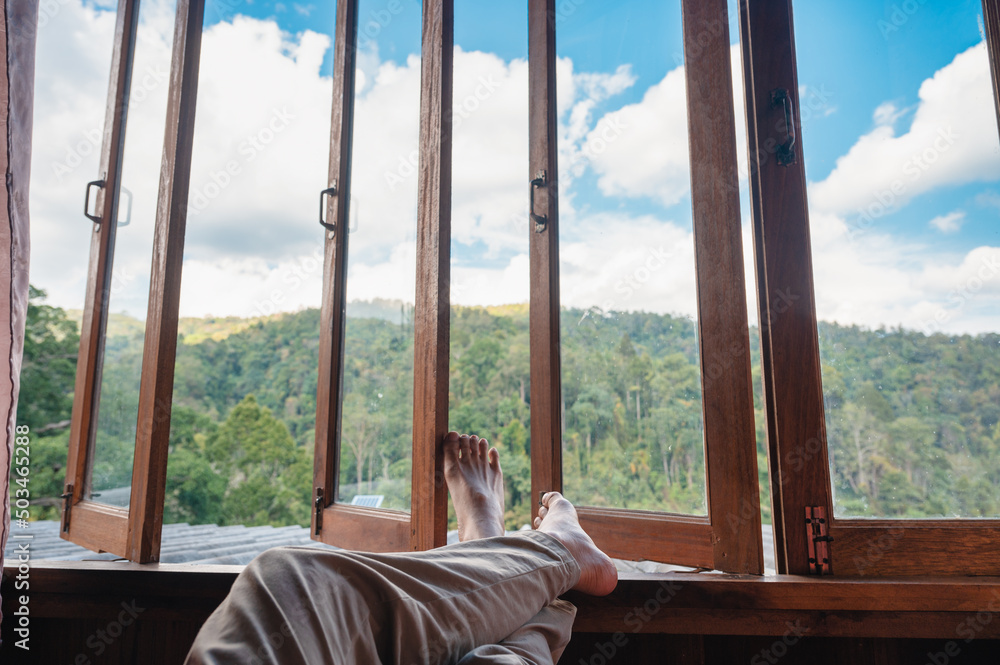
[16,288,1000,534]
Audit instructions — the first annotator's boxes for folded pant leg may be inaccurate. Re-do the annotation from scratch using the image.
[456,599,577,665]
[185,531,580,665]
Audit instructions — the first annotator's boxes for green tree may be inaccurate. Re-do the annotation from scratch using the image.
[18,286,79,431]
[206,395,311,526]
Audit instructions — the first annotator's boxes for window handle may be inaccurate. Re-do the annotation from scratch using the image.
[530,170,547,233]
[770,88,796,166]
[118,186,132,227]
[319,182,338,232]
[84,179,105,223]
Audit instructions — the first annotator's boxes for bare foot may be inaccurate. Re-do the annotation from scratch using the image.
[443,431,505,541]
[533,492,618,596]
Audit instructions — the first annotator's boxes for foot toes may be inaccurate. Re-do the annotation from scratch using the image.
[477,437,489,458]
[459,434,471,458]
[533,516,541,528]
[443,431,461,458]
[541,491,564,508]
[469,435,481,458]
[488,447,500,469]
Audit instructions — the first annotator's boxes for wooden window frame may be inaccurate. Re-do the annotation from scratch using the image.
[311,0,452,552]
[528,0,765,574]
[62,0,203,563]
[741,0,1000,577]
[56,0,1000,575]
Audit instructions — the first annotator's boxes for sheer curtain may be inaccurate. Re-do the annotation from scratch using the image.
[1,0,38,629]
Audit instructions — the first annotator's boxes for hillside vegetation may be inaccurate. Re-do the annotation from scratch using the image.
[17,288,1000,532]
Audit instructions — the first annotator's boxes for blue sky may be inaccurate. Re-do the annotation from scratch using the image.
[29,0,1000,333]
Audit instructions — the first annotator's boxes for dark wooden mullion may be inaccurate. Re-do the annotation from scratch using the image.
[738,0,786,574]
[740,0,834,575]
[683,0,763,575]
[313,0,357,540]
[410,0,453,551]
[126,0,204,564]
[62,0,138,555]
[527,0,562,524]
[984,0,1000,140]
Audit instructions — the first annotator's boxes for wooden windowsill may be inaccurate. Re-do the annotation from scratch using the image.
[4,561,1000,639]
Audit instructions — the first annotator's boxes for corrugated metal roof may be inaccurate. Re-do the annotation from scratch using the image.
[5,521,775,573]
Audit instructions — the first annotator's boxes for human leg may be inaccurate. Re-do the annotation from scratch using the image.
[185,432,616,665]
[184,532,580,665]
[456,599,577,665]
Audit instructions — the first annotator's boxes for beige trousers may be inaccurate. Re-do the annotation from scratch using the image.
[185,531,581,665]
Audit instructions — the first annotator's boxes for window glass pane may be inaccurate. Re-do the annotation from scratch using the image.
[14,0,117,526]
[335,0,422,512]
[556,1,708,515]
[726,0,776,570]
[449,1,531,530]
[794,0,1000,517]
[163,0,336,535]
[89,0,177,507]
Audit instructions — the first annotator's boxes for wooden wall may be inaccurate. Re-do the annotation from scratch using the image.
[4,563,1000,663]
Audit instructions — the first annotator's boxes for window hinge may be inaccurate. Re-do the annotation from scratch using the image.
[60,484,74,533]
[805,505,833,575]
[314,487,324,534]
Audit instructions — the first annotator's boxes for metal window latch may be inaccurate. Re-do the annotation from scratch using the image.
[319,182,338,232]
[314,487,325,534]
[61,484,74,533]
[805,505,833,575]
[770,88,797,166]
[529,170,548,233]
[84,180,105,223]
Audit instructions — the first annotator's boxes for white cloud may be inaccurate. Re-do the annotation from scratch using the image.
[806,204,1000,334]
[559,213,698,317]
[809,42,1000,215]
[29,0,117,310]
[32,7,1000,337]
[579,45,747,209]
[928,210,965,233]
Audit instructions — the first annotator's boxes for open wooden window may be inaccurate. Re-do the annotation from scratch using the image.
[63,0,204,562]
[528,0,764,573]
[312,0,452,551]
[742,0,1000,576]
